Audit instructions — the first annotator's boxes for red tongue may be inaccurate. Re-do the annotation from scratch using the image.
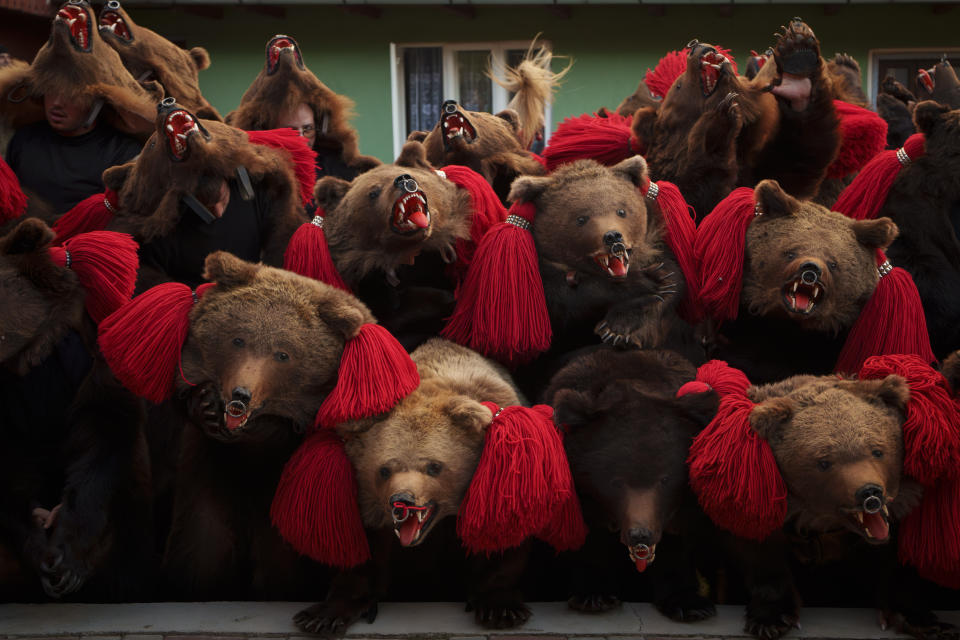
[225,413,246,430]
[794,290,811,310]
[609,256,627,277]
[634,557,648,572]
[919,69,934,92]
[397,517,421,546]
[408,210,429,229]
[863,512,889,540]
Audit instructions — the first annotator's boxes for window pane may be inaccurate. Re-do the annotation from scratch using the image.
[403,47,443,135]
[456,50,492,113]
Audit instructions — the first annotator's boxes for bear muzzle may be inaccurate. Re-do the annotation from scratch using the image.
[781,261,826,316]
[55,1,93,53]
[98,2,132,44]
[439,100,477,151]
[390,492,438,547]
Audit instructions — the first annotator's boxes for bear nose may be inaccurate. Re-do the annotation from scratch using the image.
[442,100,458,114]
[627,526,654,547]
[231,387,252,404]
[799,261,821,284]
[603,230,624,246]
[855,484,884,513]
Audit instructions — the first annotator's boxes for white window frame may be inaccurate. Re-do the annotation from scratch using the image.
[390,40,554,159]
[867,47,960,108]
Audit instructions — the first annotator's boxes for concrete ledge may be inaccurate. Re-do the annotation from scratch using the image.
[2,603,959,639]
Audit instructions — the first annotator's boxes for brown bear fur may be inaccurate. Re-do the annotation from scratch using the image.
[162,252,372,599]
[0,217,152,601]
[293,338,532,634]
[874,101,960,358]
[227,35,379,173]
[915,58,960,110]
[411,100,546,202]
[825,53,869,107]
[97,1,221,121]
[710,179,897,382]
[877,76,917,149]
[614,80,661,118]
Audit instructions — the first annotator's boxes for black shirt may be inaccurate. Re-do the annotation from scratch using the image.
[6,121,142,215]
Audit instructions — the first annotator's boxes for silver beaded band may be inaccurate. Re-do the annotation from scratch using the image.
[506,214,531,230]
[645,182,659,200]
[754,202,763,217]
[435,170,447,180]
[878,260,893,278]
[64,249,71,269]
[310,215,324,228]
[103,196,116,214]
[896,147,911,166]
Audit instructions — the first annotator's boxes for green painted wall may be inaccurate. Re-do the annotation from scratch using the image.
[133,3,959,161]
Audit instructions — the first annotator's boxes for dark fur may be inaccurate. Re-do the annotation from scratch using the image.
[916,59,960,110]
[877,76,917,149]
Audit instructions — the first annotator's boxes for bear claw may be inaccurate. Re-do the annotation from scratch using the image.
[294,599,378,637]
[568,593,621,613]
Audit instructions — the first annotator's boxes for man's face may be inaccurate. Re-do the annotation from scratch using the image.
[0,53,12,67]
[44,92,94,136]
[276,102,315,148]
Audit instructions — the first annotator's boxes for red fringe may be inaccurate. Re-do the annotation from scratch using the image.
[541,113,639,172]
[694,187,757,324]
[646,180,701,322]
[898,475,960,589]
[643,46,738,99]
[271,430,371,568]
[458,404,572,553]
[52,190,118,245]
[440,201,551,367]
[833,133,926,221]
[536,488,588,552]
[677,380,712,397]
[314,323,419,429]
[98,282,215,403]
[48,231,139,324]
[834,251,935,375]
[826,100,888,179]
[530,152,548,170]
[441,165,508,275]
[282,211,352,292]
[246,129,318,207]
[687,392,787,540]
[859,355,960,486]
[0,155,27,223]
[694,359,751,398]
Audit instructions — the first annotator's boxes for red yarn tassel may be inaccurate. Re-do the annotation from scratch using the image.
[314,323,420,429]
[687,393,787,540]
[530,152,548,170]
[898,475,960,589]
[695,187,757,324]
[694,359,751,398]
[48,231,139,323]
[834,251,935,375]
[98,282,215,403]
[645,180,700,322]
[271,430,371,568]
[826,100,888,179]
[537,488,588,552]
[52,190,119,245]
[283,211,351,292]
[246,129,318,207]
[441,165,508,273]
[833,133,925,221]
[542,113,640,172]
[458,404,571,553]
[440,201,551,367]
[0,155,27,223]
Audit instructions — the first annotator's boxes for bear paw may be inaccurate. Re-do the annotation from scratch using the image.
[293,599,378,636]
[831,52,859,73]
[744,610,800,640]
[568,593,621,613]
[774,18,821,77]
[881,609,960,640]
[656,591,717,623]
[39,543,89,598]
[467,596,531,629]
[186,383,226,436]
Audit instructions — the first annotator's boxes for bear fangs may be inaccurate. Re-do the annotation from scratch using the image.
[782,278,823,315]
[628,542,656,572]
[165,110,201,160]
[848,504,890,542]
[392,501,436,547]
[56,5,90,51]
[441,112,477,147]
[593,248,630,279]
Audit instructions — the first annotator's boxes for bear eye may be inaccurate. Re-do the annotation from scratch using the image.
[425,462,443,477]
[827,261,838,271]
[785,251,797,260]
[817,459,832,471]
[232,337,245,348]
[616,209,627,218]
[872,449,883,458]
[368,187,382,200]
[659,475,670,486]
[576,216,588,227]
[378,466,391,479]
[275,351,289,362]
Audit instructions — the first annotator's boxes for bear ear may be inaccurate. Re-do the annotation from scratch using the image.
[189,47,211,72]
[508,175,551,204]
[495,108,521,133]
[442,395,493,436]
[311,285,372,341]
[0,217,54,256]
[406,130,429,143]
[754,179,797,219]
[749,397,794,441]
[395,140,431,170]
[551,388,598,430]
[631,106,657,149]
[203,251,260,288]
[610,154,648,188]
[844,375,910,415]
[850,217,898,250]
[103,161,134,192]
[913,100,950,136]
[314,176,352,213]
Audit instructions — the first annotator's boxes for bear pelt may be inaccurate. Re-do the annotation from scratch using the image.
[161,251,374,599]
[509,156,691,359]
[545,347,720,622]
[825,53,869,107]
[874,101,960,359]
[0,218,152,602]
[877,75,917,149]
[294,338,533,634]
[707,180,898,383]
[631,19,840,219]
[97,1,221,121]
[724,372,952,640]
[226,35,379,173]
[1,0,161,136]
[915,57,960,110]
[614,80,661,118]
[410,99,546,202]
